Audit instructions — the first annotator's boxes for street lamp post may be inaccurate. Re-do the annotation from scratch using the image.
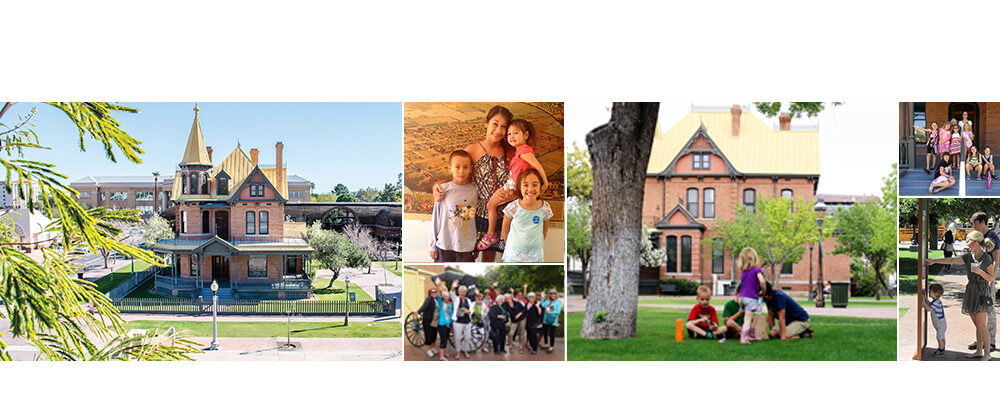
[209,280,220,350]
[808,245,814,300]
[344,275,351,327]
[814,197,828,308]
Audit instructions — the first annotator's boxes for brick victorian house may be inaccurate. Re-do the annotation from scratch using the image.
[642,105,850,294]
[152,105,314,300]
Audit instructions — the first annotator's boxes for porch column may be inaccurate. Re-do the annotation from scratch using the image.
[228,253,235,289]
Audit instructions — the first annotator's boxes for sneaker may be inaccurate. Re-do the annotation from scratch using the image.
[933,349,946,357]
[706,331,714,340]
[717,337,727,344]
[969,342,978,350]
[426,349,435,357]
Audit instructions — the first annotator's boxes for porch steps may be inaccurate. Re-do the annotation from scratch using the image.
[199,287,234,302]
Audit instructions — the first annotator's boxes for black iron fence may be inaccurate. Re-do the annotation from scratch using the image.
[112,297,395,316]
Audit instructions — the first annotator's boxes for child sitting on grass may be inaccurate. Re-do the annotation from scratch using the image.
[685,285,727,342]
[721,285,744,340]
[923,283,947,357]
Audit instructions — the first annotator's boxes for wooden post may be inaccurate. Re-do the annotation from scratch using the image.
[914,198,927,360]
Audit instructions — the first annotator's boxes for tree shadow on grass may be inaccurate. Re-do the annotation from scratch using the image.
[291,324,347,334]
[313,287,347,296]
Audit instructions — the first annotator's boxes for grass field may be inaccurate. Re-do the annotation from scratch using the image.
[378,260,402,277]
[92,260,155,293]
[566,307,896,361]
[637,298,895,308]
[122,320,401,338]
[899,250,945,294]
[312,278,374,302]
[900,307,910,318]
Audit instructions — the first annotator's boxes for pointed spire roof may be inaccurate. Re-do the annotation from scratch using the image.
[179,103,213,167]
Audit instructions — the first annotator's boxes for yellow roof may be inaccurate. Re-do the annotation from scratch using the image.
[647,110,820,175]
[261,168,288,199]
[179,107,212,167]
[172,145,285,201]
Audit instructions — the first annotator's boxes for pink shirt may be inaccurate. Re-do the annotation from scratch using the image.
[509,145,536,181]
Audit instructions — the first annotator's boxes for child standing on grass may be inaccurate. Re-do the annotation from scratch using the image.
[429,150,478,262]
[685,285,728,342]
[736,247,766,345]
[923,283,947,357]
[500,168,553,262]
[477,119,549,251]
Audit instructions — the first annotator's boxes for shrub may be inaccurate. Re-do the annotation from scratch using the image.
[659,277,700,295]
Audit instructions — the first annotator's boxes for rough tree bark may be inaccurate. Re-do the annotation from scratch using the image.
[580,102,659,339]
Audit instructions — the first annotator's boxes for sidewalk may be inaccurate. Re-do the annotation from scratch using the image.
[190,337,402,361]
[898,261,998,361]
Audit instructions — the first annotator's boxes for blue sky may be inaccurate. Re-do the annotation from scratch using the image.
[2,102,402,193]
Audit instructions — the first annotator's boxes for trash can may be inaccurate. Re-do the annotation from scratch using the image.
[831,281,850,307]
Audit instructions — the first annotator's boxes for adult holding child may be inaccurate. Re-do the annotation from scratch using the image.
[434,106,515,262]
[928,229,996,360]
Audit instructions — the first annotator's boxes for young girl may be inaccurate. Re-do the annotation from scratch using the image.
[735,247,766,345]
[984,146,996,180]
[950,123,962,169]
[967,145,983,181]
[477,119,549,250]
[937,123,952,163]
[963,123,975,150]
[929,153,956,194]
[500,168,553,262]
[914,122,939,174]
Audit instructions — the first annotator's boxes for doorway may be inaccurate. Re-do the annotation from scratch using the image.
[214,210,229,240]
[948,102,980,150]
[211,255,230,283]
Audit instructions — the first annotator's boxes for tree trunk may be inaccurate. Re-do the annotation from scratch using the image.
[326,269,340,289]
[580,102,659,339]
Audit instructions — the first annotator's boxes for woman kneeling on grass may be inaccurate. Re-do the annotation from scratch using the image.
[927,230,996,360]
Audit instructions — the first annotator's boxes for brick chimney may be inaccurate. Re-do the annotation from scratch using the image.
[275,142,284,194]
[206,146,213,162]
[730,105,742,136]
[779,112,791,131]
[250,148,259,165]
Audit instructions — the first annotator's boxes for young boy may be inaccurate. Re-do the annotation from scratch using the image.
[923,283,947,357]
[429,150,478,262]
[686,285,727,342]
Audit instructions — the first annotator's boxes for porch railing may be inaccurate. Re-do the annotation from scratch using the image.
[153,274,200,298]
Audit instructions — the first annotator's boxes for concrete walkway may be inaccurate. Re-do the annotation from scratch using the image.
[568,297,895,318]
[898,262,999,361]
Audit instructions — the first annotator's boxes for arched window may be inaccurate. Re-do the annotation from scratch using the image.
[248,257,267,278]
[666,236,677,273]
[686,188,699,218]
[681,236,692,273]
[201,173,209,194]
[743,189,756,212]
[703,188,715,218]
[189,173,199,195]
[259,211,269,235]
[781,189,793,198]
[217,177,229,195]
[181,173,188,194]
[246,211,255,235]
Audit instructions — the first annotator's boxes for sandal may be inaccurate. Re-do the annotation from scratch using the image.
[476,233,499,251]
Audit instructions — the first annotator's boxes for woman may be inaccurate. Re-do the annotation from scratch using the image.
[928,230,996,360]
[411,286,441,358]
[436,106,515,262]
[451,284,473,359]
[435,286,454,361]
[524,292,544,355]
[540,288,563,354]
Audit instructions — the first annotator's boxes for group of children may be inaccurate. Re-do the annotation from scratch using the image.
[429,119,553,263]
[684,248,810,344]
[914,114,998,193]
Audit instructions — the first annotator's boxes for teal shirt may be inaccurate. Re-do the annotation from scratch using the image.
[541,298,562,326]
[501,200,554,263]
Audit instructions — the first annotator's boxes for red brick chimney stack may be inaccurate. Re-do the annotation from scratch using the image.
[779,112,791,131]
[275,142,284,193]
[250,148,259,165]
[206,146,213,162]
[730,105,742,136]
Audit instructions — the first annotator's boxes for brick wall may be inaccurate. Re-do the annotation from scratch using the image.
[230,202,285,242]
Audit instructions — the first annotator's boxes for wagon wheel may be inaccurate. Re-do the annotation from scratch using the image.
[404,313,424,347]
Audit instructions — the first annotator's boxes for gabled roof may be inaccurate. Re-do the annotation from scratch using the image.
[179,105,212,167]
[260,168,289,198]
[655,123,738,177]
[647,110,820,176]
[654,202,706,231]
[172,145,266,202]
[232,166,287,202]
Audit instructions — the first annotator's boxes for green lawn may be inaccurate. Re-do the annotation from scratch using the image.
[899,250,945,294]
[638,297,895,308]
[122,320,401,338]
[312,278,374,302]
[378,260,402,277]
[123,279,168,299]
[567,307,896,361]
[92,260,155,293]
[900,307,910,319]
